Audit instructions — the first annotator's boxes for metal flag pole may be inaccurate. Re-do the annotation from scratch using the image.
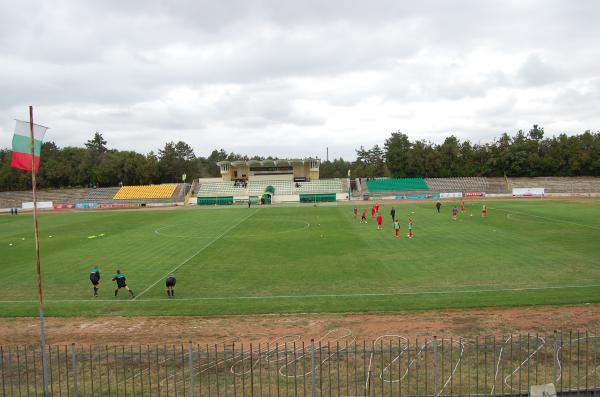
[28,105,50,396]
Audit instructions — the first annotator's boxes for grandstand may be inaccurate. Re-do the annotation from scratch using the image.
[196,181,247,197]
[247,179,344,195]
[424,177,489,192]
[361,176,600,196]
[217,159,320,182]
[113,184,178,199]
[2,177,600,210]
[366,178,429,191]
[508,176,600,193]
[0,183,188,209]
[195,179,347,204]
[195,180,345,197]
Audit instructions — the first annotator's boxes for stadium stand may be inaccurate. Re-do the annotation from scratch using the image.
[424,177,489,193]
[366,178,429,191]
[113,184,178,199]
[196,179,345,197]
[248,179,345,195]
[0,184,188,208]
[86,187,121,202]
[197,182,247,197]
[486,177,509,193]
[0,188,89,208]
[508,177,600,193]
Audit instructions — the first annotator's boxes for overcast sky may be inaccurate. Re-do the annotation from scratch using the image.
[1,0,599,160]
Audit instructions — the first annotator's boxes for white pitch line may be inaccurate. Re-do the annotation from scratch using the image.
[133,208,259,300]
[1,284,599,304]
[494,207,600,231]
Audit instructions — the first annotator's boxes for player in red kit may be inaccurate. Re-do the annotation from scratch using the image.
[361,209,368,223]
[371,206,376,218]
[353,207,358,219]
[376,212,383,230]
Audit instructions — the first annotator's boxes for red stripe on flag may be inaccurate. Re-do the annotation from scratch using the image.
[11,151,41,172]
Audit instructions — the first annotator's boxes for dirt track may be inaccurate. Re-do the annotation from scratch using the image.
[1,304,598,345]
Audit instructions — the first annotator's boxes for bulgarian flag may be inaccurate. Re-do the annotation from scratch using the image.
[11,120,49,172]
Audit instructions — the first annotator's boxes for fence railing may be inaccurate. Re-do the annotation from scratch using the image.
[1,332,599,396]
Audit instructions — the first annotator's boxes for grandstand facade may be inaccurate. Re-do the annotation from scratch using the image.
[216,159,320,182]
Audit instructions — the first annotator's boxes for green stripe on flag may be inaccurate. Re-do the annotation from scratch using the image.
[12,134,42,155]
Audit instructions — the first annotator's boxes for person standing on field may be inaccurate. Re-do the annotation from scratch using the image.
[361,209,367,223]
[407,217,415,238]
[90,266,100,297]
[394,219,400,237]
[166,274,176,298]
[435,201,442,213]
[390,207,396,222]
[112,270,134,298]
[376,212,383,230]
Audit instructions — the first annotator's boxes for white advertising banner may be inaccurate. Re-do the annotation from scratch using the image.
[512,187,545,197]
[22,201,53,209]
[439,192,463,199]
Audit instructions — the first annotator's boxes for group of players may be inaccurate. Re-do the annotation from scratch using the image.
[353,199,488,238]
[88,200,488,297]
[354,202,416,238]
[88,267,177,298]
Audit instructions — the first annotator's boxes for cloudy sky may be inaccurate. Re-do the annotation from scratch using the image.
[1,0,599,160]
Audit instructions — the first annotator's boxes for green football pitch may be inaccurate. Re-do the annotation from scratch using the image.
[1,199,599,317]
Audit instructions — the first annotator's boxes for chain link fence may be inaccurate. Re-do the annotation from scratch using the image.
[1,332,599,396]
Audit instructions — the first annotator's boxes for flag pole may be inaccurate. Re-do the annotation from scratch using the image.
[29,105,50,396]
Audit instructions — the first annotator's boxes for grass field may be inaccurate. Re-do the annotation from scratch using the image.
[0,199,599,317]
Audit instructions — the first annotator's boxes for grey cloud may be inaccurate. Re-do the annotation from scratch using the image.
[517,54,566,87]
[1,0,600,160]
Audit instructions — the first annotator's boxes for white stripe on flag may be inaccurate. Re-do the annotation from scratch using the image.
[14,120,48,140]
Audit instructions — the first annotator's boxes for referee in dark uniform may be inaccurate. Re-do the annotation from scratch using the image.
[90,266,100,297]
[166,274,176,298]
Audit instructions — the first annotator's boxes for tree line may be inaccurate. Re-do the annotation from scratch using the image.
[1,126,599,191]
[322,125,600,179]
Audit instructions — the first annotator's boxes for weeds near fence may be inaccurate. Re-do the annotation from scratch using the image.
[1,332,599,396]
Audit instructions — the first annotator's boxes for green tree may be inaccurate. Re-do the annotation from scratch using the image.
[384,132,411,177]
[85,132,108,152]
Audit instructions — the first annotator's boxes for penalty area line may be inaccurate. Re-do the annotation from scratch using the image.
[133,208,259,300]
[1,284,599,304]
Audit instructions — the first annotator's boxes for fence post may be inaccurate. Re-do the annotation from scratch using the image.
[71,343,78,397]
[552,331,558,387]
[433,336,438,397]
[189,341,195,397]
[310,339,317,397]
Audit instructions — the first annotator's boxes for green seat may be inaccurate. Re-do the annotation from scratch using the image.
[366,178,429,191]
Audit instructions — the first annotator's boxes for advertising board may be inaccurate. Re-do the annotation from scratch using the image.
[439,192,463,199]
[512,187,545,197]
[22,201,53,209]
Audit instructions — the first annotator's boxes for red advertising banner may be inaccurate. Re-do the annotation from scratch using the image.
[53,203,74,209]
[464,191,484,197]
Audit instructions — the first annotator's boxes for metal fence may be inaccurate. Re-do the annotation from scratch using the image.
[1,332,599,396]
